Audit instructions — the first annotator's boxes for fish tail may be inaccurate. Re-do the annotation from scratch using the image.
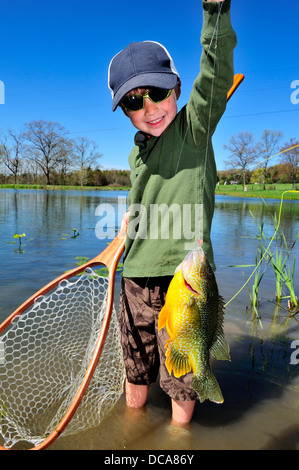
[191,370,224,404]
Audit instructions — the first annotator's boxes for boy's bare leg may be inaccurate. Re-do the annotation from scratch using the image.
[171,398,196,425]
[125,379,149,408]
[125,380,196,424]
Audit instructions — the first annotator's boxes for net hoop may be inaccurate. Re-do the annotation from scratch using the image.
[0,228,126,450]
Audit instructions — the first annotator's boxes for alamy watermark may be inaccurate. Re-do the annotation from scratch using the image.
[95,196,203,250]
[0,80,4,104]
[290,340,299,365]
[290,80,299,104]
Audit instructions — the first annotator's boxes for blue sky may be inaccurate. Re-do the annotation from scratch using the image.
[0,0,298,171]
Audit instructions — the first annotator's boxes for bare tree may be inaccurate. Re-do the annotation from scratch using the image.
[256,129,283,189]
[72,137,103,188]
[23,120,72,185]
[279,138,299,189]
[0,129,24,184]
[223,131,258,187]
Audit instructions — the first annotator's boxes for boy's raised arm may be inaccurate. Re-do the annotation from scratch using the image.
[185,0,236,145]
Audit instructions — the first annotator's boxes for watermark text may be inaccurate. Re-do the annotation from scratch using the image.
[290,80,299,104]
[95,196,203,250]
[290,340,299,365]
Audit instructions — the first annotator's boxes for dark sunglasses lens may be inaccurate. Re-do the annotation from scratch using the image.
[122,95,143,111]
[121,88,171,111]
[148,88,170,102]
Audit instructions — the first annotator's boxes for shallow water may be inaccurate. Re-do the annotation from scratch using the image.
[46,300,299,451]
[0,189,298,450]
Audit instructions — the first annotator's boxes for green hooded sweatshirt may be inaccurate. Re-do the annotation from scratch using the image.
[123,0,237,278]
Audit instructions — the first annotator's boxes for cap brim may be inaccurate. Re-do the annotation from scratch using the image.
[112,73,178,111]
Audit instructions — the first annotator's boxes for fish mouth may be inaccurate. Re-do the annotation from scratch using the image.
[184,278,199,295]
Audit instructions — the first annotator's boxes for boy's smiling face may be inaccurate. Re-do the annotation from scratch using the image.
[123,86,180,137]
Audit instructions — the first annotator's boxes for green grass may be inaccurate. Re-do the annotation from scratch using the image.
[216,183,299,200]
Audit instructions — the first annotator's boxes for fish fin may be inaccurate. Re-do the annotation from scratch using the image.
[210,296,231,361]
[191,370,224,404]
[174,263,183,274]
[210,328,231,361]
[165,341,191,378]
[158,305,169,331]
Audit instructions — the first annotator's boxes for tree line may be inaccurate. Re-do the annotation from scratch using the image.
[221,129,299,189]
[0,119,131,187]
[1,122,298,189]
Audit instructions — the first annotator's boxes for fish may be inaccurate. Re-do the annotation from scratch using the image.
[158,240,230,404]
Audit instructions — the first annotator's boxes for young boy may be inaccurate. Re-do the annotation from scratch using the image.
[108,0,237,424]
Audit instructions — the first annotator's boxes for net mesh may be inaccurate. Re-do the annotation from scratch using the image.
[0,268,125,449]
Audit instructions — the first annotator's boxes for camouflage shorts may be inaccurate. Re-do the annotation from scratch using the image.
[118,277,197,401]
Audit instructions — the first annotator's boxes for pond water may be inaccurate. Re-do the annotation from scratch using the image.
[0,189,298,450]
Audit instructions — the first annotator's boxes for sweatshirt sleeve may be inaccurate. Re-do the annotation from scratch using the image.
[185,0,237,146]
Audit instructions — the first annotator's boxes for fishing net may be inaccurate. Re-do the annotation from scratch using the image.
[0,268,125,449]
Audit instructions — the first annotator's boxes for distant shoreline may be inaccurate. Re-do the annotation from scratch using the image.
[1,183,299,200]
[0,184,130,191]
[215,186,299,200]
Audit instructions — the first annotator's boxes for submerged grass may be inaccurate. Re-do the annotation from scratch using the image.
[227,192,299,324]
[265,202,299,309]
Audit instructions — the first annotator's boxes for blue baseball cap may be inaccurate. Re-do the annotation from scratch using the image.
[108,41,180,111]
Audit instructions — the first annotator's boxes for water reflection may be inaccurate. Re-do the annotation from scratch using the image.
[0,189,128,319]
[0,189,127,241]
[213,196,299,261]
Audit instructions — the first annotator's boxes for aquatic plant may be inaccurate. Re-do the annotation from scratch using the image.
[269,249,298,309]
[242,244,265,328]
[254,214,298,310]
[267,215,299,309]
[59,228,80,240]
[268,246,286,301]
[71,228,79,238]
[228,215,267,325]
[283,258,298,309]
[13,233,26,249]
[250,267,264,317]
[229,198,298,320]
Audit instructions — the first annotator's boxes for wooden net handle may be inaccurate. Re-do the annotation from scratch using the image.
[227,73,244,102]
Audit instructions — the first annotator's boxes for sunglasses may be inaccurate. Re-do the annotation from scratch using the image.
[120,87,172,112]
